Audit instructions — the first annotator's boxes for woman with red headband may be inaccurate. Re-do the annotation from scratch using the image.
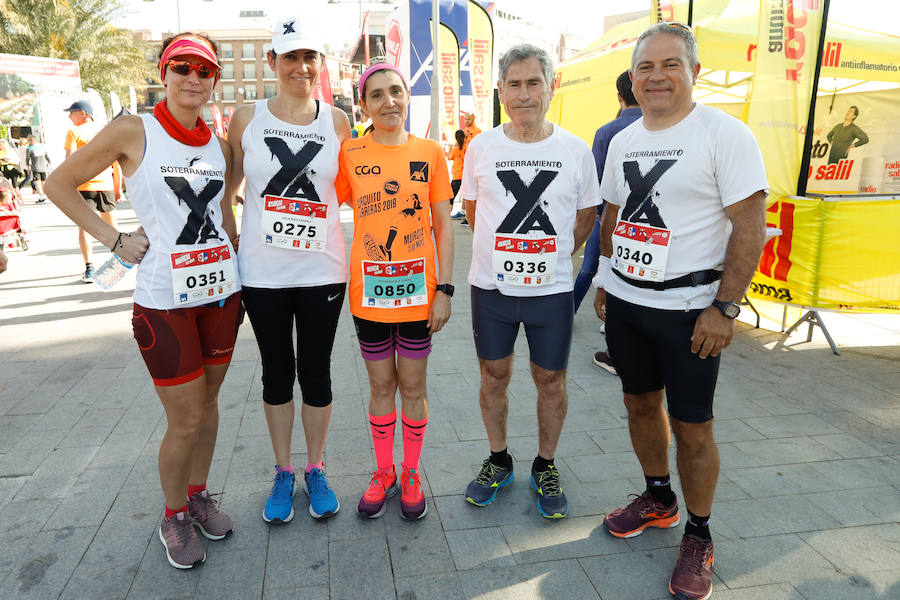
[335,63,454,521]
[46,33,241,570]
[226,17,351,524]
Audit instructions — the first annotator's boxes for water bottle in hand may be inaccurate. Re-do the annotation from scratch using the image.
[93,253,134,289]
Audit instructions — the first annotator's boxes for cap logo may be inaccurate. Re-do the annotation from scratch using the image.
[283,21,296,34]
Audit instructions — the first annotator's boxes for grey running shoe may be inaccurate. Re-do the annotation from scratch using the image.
[465,459,514,506]
[158,511,206,569]
[188,490,234,540]
[592,350,617,375]
[669,534,714,600]
[81,266,93,283]
[530,464,568,519]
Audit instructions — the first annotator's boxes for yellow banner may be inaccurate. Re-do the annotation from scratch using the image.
[468,0,493,131]
[750,197,900,312]
[746,0,827,199]
[652,0,674,22]
[438,24,460,143]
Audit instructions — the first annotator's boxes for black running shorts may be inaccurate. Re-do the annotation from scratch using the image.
[605,293,720,423]
[242,284,346,406]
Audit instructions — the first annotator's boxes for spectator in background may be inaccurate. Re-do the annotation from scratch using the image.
[462,112,481,152]
[26,135,51,203]
[16,138,31,192]
[449,129,466,218]
[62,100,119,283]
[574,70,642,375]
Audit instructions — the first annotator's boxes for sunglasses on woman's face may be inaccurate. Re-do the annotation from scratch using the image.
[166,60,217,79]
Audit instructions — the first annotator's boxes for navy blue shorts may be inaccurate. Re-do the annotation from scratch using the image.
[470,286,574,371]
[605,293,719,423]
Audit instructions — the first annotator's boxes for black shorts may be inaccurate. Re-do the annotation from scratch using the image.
[605,293,720,423]
[242,284,346,406]
[80,190,116,213]
[352,317,431,361]
[470,285,574,371]
[32,171,47,181]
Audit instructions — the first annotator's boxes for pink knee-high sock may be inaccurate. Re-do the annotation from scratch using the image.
[401,413,428,471]
[369,411,396,472]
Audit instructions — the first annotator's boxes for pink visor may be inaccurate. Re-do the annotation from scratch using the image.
[159,35,221,83]
[358,63,408,98]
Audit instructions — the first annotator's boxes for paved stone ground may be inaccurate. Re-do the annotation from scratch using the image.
[1,193,899,600]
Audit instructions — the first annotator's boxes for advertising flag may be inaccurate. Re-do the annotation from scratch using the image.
[436,24,461,142]
[651,0,675,22]
[408,0,468,136]
[313,59,334,104]
[746,0,826,199]
[467,0,493,131]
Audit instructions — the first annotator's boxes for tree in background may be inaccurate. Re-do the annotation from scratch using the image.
[0,0,156,106]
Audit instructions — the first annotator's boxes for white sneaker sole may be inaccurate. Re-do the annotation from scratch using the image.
[158,526,206,569]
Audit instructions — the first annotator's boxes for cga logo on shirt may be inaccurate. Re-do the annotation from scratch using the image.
[409,162,429,182]
[355,165,381,175]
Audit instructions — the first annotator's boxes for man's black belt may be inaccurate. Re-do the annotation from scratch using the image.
[613,268,723,291]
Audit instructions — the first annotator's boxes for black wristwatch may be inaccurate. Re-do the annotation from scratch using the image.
[711,299,740,319]
[435,283,455,297]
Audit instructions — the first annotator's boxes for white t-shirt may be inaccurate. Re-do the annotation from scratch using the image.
[600,104,768,310]
[462,124,601,296]
[126,115,240,309]
[238,99,346,288]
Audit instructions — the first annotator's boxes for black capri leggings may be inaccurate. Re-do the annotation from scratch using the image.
[242,283,346,407]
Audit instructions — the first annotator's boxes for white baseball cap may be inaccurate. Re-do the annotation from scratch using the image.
[272,17,325,55]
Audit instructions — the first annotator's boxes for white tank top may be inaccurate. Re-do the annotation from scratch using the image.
[238,99,346,287]
[126,114,240,309]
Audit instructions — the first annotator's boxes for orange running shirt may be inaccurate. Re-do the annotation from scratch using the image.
[64,121,115,192]
[336,133,452,323]
[449,145,464,180]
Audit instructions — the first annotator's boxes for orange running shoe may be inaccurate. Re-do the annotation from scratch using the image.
[356,466,398,519]
[603,491,680,538]
[399,466,427,520]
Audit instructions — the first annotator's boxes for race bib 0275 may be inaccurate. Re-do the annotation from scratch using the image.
[260,195,328,252]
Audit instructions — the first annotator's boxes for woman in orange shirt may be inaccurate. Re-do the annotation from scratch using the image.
[336,63,454,521]
[448,129,465,216]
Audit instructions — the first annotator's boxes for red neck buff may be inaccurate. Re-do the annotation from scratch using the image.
[153,101,211,146]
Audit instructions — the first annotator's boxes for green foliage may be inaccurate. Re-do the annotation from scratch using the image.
[0,0,156,103]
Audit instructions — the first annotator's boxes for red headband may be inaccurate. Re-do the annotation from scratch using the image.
[160,35,221,84]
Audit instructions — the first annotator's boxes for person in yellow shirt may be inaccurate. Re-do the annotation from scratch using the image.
[63,100,119,282]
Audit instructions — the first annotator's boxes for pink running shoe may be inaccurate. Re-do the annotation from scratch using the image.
[356,466,398,519]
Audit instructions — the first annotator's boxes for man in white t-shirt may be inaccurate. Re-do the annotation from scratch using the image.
[461,44,599,519]
[593,22,768,600]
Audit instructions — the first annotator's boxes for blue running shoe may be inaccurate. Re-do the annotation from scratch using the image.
[303,468,340,519]
[465,458,514,507]
[530,464,569,519]
[263,468,296,523]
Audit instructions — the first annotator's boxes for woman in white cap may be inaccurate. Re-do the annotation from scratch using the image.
[226,16,351,523]
[47,32,240,569]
